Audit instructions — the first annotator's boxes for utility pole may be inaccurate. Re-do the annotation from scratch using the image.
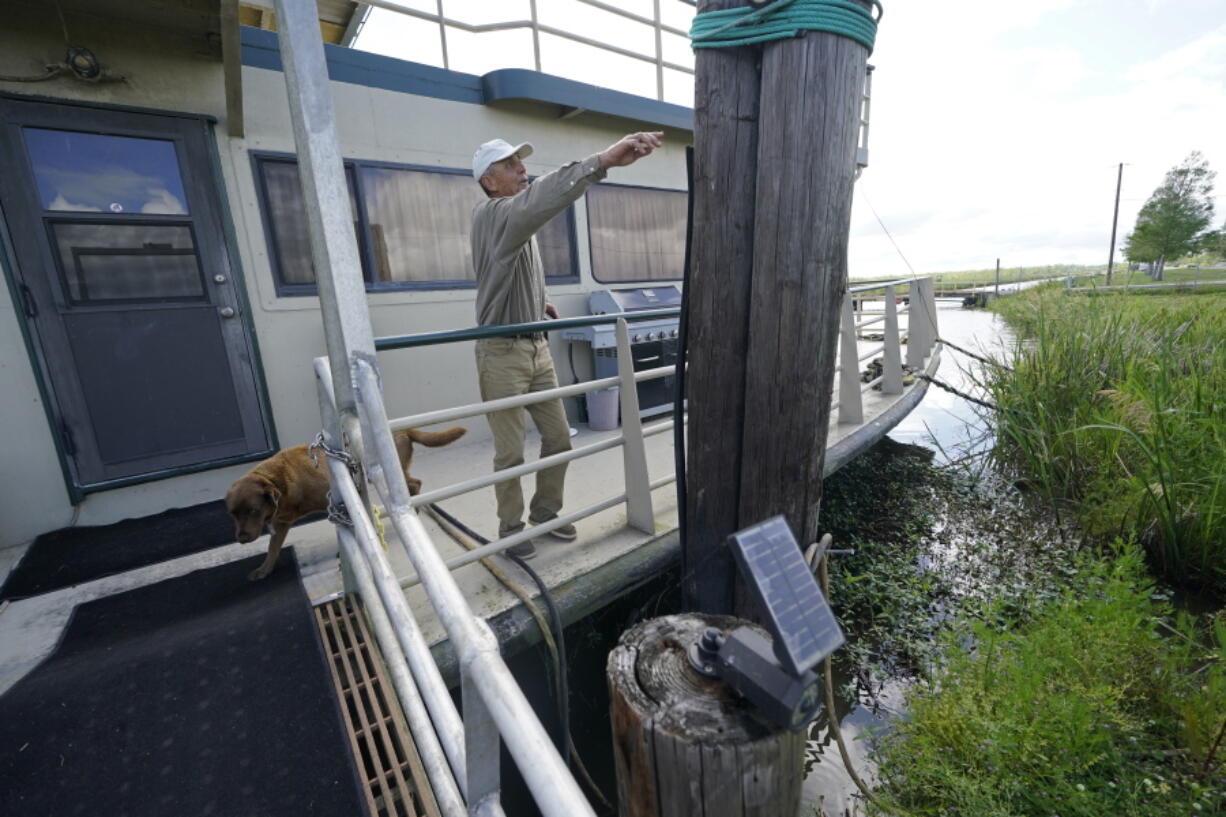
[1106,162,1123,285]
[994,257,1000,297]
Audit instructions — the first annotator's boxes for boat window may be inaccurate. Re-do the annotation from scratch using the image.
[586,184,686,284]
[360,166,480,285]
[23,128,189,215]
[253,155,577,295]
[254,158,364,290]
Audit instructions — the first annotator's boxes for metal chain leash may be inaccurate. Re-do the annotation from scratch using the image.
[309,431,360,528]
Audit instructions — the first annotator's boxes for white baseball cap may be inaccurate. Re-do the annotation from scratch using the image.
[472,138,534,181]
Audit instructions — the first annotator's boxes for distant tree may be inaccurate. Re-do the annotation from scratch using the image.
[1124,152,1216,280]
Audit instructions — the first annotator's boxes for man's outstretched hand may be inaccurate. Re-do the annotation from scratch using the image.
[599,132,664,169]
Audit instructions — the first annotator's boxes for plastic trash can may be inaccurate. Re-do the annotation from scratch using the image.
[585,386,620,431]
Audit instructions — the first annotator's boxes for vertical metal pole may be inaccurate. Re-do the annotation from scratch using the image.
[905,285,926,369]
[1106,162,1123,286]
[994,258,1000,297]
[881,286,903,394]
[924,278,938,355]
[616,319,654,533]
[272,0,376,429]
[529,0,541,72]
[437,0,451,70]
[837,294,863,424]
[653,0,664,101]
[463,667,502,815]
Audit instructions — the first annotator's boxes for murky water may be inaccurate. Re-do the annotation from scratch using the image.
[801,301,1028,816]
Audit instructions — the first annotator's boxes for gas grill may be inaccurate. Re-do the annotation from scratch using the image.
[561,285,683,418]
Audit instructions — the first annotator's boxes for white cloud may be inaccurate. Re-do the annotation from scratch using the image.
[847,9,1226,275]
[139,188,187,215]
[47,194,102,212]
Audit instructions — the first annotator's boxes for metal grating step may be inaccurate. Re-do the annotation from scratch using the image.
[315,597,442,817]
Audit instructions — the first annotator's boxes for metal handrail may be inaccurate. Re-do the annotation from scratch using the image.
[346,0,694,102]
[320,275,938,813]
[350,357,595,817]
[375,308,679,351]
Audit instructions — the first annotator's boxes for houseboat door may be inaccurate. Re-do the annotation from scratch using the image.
[0,97,272,493]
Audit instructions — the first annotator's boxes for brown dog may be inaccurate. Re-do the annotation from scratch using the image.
[225,427,466,580]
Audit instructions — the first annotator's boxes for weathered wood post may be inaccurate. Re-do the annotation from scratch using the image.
[683,0,763,614]
[685,0,873,615]
[608,614,806,817]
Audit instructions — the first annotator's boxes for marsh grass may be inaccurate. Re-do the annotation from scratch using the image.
[983,289,1226,593]
[868,546,1226,817]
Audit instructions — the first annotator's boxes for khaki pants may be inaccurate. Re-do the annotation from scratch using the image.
[475,337,573,536]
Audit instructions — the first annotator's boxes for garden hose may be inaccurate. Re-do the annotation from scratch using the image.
[422,503,613,811]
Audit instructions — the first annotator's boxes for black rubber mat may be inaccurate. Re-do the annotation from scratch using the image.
[0,500,324,601]
[0,552,367,817]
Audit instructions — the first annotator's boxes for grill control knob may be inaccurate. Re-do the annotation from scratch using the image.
[645,331,656,341]
[632,334,642,343]
[670,329,678,338]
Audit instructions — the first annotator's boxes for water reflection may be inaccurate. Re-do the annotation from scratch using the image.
[890,302,1015,462]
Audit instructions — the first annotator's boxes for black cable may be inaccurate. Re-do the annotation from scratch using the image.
[425,503,571,767]
[674,145,695,585]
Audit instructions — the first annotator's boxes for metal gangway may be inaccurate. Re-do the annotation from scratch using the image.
[269,3,939,815]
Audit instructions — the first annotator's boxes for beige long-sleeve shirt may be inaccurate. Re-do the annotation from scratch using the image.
[472,155,607,327]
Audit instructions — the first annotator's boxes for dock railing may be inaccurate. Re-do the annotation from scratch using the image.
[309,276,936,816]
[337,275,938,572]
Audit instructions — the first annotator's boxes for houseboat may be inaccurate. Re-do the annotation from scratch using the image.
[0,3,936,815]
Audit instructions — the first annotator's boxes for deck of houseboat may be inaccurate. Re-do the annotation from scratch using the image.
[0,319,939,695]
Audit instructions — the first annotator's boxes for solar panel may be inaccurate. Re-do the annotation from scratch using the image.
[727,515,845,676]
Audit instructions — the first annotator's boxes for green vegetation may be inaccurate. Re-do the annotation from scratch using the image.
[868,546,1226,817]
[850,264,1102,290]
[1074,266,1226,289]
[824,286,1226,817]
[820,441,1084,694]
[984,287,1226,592]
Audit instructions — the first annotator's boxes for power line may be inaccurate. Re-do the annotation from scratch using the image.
[860,185,918,276]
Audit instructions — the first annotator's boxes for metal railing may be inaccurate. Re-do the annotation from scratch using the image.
[315,284,936,814]
[345,0,695,102]
[339,275,939,574]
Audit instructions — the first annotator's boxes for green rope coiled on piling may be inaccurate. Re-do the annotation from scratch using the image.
[690,0,882,53]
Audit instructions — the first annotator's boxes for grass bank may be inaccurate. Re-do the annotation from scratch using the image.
[983,288,1226,593]
[868,546,1226,817]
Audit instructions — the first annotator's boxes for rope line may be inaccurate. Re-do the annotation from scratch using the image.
[691,0,882,53]
[936,337,1013,371]
[917,373,1002,413]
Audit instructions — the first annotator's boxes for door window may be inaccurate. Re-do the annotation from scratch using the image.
[23,127,189,215]
[49,223,204,303]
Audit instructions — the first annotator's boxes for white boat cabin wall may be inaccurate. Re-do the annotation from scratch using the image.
[0,3,692,550]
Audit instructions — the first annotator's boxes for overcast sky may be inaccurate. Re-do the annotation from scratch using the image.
[356,0,1226,276]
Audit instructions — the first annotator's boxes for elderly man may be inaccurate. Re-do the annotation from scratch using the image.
[471,131,663,558]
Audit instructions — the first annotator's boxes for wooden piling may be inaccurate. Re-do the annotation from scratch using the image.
[739,3,871,568]
[684,0,763,615]
[684,0,873,615]
[607,614,806,817]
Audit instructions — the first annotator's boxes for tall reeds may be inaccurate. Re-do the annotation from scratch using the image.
[982,288,1226,592]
